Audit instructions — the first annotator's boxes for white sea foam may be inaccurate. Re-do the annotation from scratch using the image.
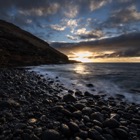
[28,63,140,104]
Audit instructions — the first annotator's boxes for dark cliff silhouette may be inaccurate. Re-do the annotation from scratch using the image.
[0,20,69,67]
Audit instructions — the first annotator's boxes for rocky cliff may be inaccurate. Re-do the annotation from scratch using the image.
[0,20,69,67]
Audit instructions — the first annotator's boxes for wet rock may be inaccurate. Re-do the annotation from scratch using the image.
[93,120,103,127]
[75,136,83,140]
[132,118,140,124]
[15,123,27,129]
[73,110,82,118]
[103,118,120,128]
[75,103,86,110]
[63,94,77,102]
[83,115,90,122]
[94,126,103,133]
[61,124,71,136]
[90,112,104,122]
[115,94,125,99]
[84,91,93,97]
[31,134,40,140]
[0,100,10,109]
[67,104,77,112]
[82,107,92,115]
[114,128,128,139]
[23,133,31,140]
[7,99,20,107]
[103,134,115,140]
[69,122,79,132]
[42,129,61,140]
[88,129,105,140]
[61,109,72,116]
[75,91,83,97]
[86,84,94,88]
[77,130,88,139]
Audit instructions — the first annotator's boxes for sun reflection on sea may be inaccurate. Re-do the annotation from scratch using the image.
[73,64,90,74]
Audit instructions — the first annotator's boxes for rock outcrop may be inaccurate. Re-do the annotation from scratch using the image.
[0,20,69,67]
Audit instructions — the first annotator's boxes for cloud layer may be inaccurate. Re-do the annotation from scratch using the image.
[0,0,140,61]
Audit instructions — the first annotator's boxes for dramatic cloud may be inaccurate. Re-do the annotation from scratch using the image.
[67,35,78,40]
[74,28,104,39]
[0,0,140,46]
[50,24,66,31]
[51,32,140,59]
[89,0,111,11]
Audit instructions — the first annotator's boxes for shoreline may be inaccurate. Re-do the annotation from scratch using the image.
[0,68,140,140]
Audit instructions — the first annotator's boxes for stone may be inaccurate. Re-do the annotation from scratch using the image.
[115,94,125,99]
[73,110,82,118]
[83,115,90,122]
[61,124,71,136]
[114,128,128,139]
[82,107,92,115]
[63,94,77,102]
[103,118,120,128]
[69,122,79,132]
[132,118,140,124]
[86,84,94,88]
[15,123,27,129]
[61,109,72,116]
[22,133,31,140]
[103,134,115,140]
[31,134,40,140]
[75,103,86,110]
[42,129,61,140]
[77,130,88,139]
[94,126,103,133]
[90,112,104,122]
[93,120,103,127]
[88,129,106,140]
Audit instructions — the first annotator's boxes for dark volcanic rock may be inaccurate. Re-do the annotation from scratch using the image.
[114,128,128,139]
[103,118,120,128]
[63,94,77,102]
[61,124,71,136]
[88,129,105,140]
[0,20,69,67]
[68,122,79,132]
[0,69,140,140]
[42,129,61,140]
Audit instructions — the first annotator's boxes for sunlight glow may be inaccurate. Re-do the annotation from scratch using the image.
[71,51,93,62]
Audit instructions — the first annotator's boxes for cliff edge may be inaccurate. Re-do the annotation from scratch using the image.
[0,20,69,67]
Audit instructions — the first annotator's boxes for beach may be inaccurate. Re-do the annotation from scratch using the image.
[0,68,140,140]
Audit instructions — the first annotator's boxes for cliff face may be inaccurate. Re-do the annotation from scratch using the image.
[0,20,69,67]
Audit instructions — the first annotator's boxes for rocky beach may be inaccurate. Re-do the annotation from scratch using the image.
[0,68,140,140]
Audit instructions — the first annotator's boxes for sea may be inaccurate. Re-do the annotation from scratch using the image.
[29,63,140,104]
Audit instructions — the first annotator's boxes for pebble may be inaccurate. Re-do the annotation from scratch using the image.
[0,69,139,140]
[68,122,79,132]
[114,128,128,139]
[61,124,71,136]
[90,112,104,122]
[103,118,120,128]
[63,94,77,102]
[42,129,61,140]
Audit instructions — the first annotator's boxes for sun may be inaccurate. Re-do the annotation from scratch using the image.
[71,51,93,63]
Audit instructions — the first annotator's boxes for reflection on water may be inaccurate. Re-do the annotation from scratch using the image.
[73,63,90,74]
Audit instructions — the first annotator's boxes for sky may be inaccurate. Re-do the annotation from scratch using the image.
[0,0,140,62]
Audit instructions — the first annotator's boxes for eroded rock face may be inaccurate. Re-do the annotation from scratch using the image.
[0,20,69,67]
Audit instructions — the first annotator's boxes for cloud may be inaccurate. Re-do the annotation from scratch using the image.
[89,0,111,11]
[64,4,79,18]
[19,3,60,16]
[52,32,140,58]
[74,28,104,39]
[112,5,140,23]
[67,35,78,40]
[50,24,66,31]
